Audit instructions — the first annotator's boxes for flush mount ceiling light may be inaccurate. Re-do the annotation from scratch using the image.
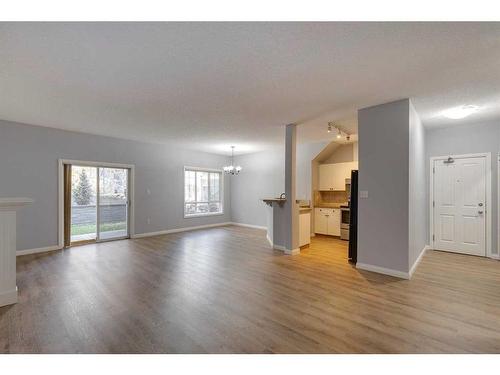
[223,146,242,175]
[442,105,480,119]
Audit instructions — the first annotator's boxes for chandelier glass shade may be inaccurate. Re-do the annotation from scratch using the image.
[223,146,242,175]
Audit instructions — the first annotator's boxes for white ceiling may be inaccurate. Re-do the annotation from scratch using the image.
[1,22,499,155]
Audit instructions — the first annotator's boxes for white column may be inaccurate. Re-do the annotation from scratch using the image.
[0,198,33,307]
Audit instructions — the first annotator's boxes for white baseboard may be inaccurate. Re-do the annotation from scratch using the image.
[273,244,285,251]
[409,245,430,278]
[285,248,300,255]
[265,233,299,255]
[0,287,18,307]
[17,222,235,256]
[131,222,232,239]
[17,245,62,257]
[230,222,267,231]
[266,233,273,247]
[356,262,410,280]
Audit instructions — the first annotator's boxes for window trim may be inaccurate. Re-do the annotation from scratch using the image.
[183,166,224,218]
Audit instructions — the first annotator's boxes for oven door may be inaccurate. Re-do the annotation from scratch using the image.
[341,209,350,228]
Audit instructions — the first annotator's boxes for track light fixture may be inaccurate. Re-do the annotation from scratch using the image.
[327,122,350,141]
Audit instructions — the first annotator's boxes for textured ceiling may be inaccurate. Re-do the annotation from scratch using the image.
[1,22,499,155]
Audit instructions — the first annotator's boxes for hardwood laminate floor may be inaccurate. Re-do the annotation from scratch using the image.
[1,225,499,353]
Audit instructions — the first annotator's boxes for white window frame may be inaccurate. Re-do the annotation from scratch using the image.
[183,166,224,218]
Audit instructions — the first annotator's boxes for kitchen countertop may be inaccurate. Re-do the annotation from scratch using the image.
[315,202,348,209]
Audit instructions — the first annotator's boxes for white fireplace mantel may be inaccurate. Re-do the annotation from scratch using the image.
[0,197,33,307]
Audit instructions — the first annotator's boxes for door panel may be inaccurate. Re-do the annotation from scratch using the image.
[98,167,129,240]
[70,166,98,244]
[439,215,455,242]
[433,156,486,256]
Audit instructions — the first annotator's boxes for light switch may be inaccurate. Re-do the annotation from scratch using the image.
[360,190,368,198]
[146,188,151,195]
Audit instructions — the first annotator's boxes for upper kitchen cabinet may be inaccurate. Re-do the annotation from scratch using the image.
[319,161,358,191]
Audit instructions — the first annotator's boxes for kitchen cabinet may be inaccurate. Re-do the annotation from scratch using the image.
[318,161,358,191]
[299,211,311,247]
[314,208,340,236]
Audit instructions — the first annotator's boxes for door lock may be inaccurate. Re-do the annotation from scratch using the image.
[478,203,483,207]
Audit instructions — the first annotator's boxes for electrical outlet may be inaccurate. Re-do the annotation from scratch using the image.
[147,217,151,225]
[360,190,369,199]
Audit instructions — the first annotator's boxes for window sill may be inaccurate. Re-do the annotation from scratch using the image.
[184,212,224,219]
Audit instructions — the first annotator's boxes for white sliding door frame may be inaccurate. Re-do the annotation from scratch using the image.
[58,159,135,248]
[497,153,500,259]
[429,152,492,258]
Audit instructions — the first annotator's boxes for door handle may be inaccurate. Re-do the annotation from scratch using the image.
[478,210,484,215]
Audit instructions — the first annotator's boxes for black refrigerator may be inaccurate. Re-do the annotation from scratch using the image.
[348,170,358,264]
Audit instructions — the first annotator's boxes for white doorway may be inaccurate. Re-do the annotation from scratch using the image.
[430,153,491,257]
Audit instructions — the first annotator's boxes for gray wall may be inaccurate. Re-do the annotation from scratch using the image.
[426,120,499,256]
[358,99,410,273]
[409,101,427,268]
[230,140,327,227]
[0,120,231,251]
[297,141,329,200]
[230,146,285,227]
[322,143,355,164]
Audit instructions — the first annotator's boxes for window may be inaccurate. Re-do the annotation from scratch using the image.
[184,167,223,217]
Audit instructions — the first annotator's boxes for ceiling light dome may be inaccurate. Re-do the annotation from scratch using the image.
[442,105,479,119]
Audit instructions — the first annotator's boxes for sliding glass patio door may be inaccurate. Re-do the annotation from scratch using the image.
[98,167,129,241]
[69,165,129,245]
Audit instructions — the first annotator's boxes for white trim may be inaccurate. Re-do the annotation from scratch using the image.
[409,245,430,278]
[183,166,224,219]
[498,153,500,258]
[284,247,300,255]
[272,244,286,251]
[185,212,225,219]
[0,198,34,211]
[131,222,232,239]
[230,222,267,231]
[266,233,273,247]
[356,262,410,280]
[0,287,17,307]
[58,159,136,248]
[262,230,300,255]
[184,165,223,173]
[429,153,492,258]
[17,245,61,257]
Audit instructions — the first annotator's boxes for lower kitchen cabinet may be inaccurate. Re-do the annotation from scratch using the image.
[314,208,340,236]
[299,211,311,247]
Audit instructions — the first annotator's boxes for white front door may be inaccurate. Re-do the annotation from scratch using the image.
[433,156,486,256]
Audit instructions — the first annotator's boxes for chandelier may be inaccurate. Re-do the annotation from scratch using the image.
[223,146,242,175]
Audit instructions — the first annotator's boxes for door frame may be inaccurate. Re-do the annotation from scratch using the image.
[58,159,135,248]
[429,152,492,258]
[497,153,500,259]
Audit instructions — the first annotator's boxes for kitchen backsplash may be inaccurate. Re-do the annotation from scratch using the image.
[314,190,349,206]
